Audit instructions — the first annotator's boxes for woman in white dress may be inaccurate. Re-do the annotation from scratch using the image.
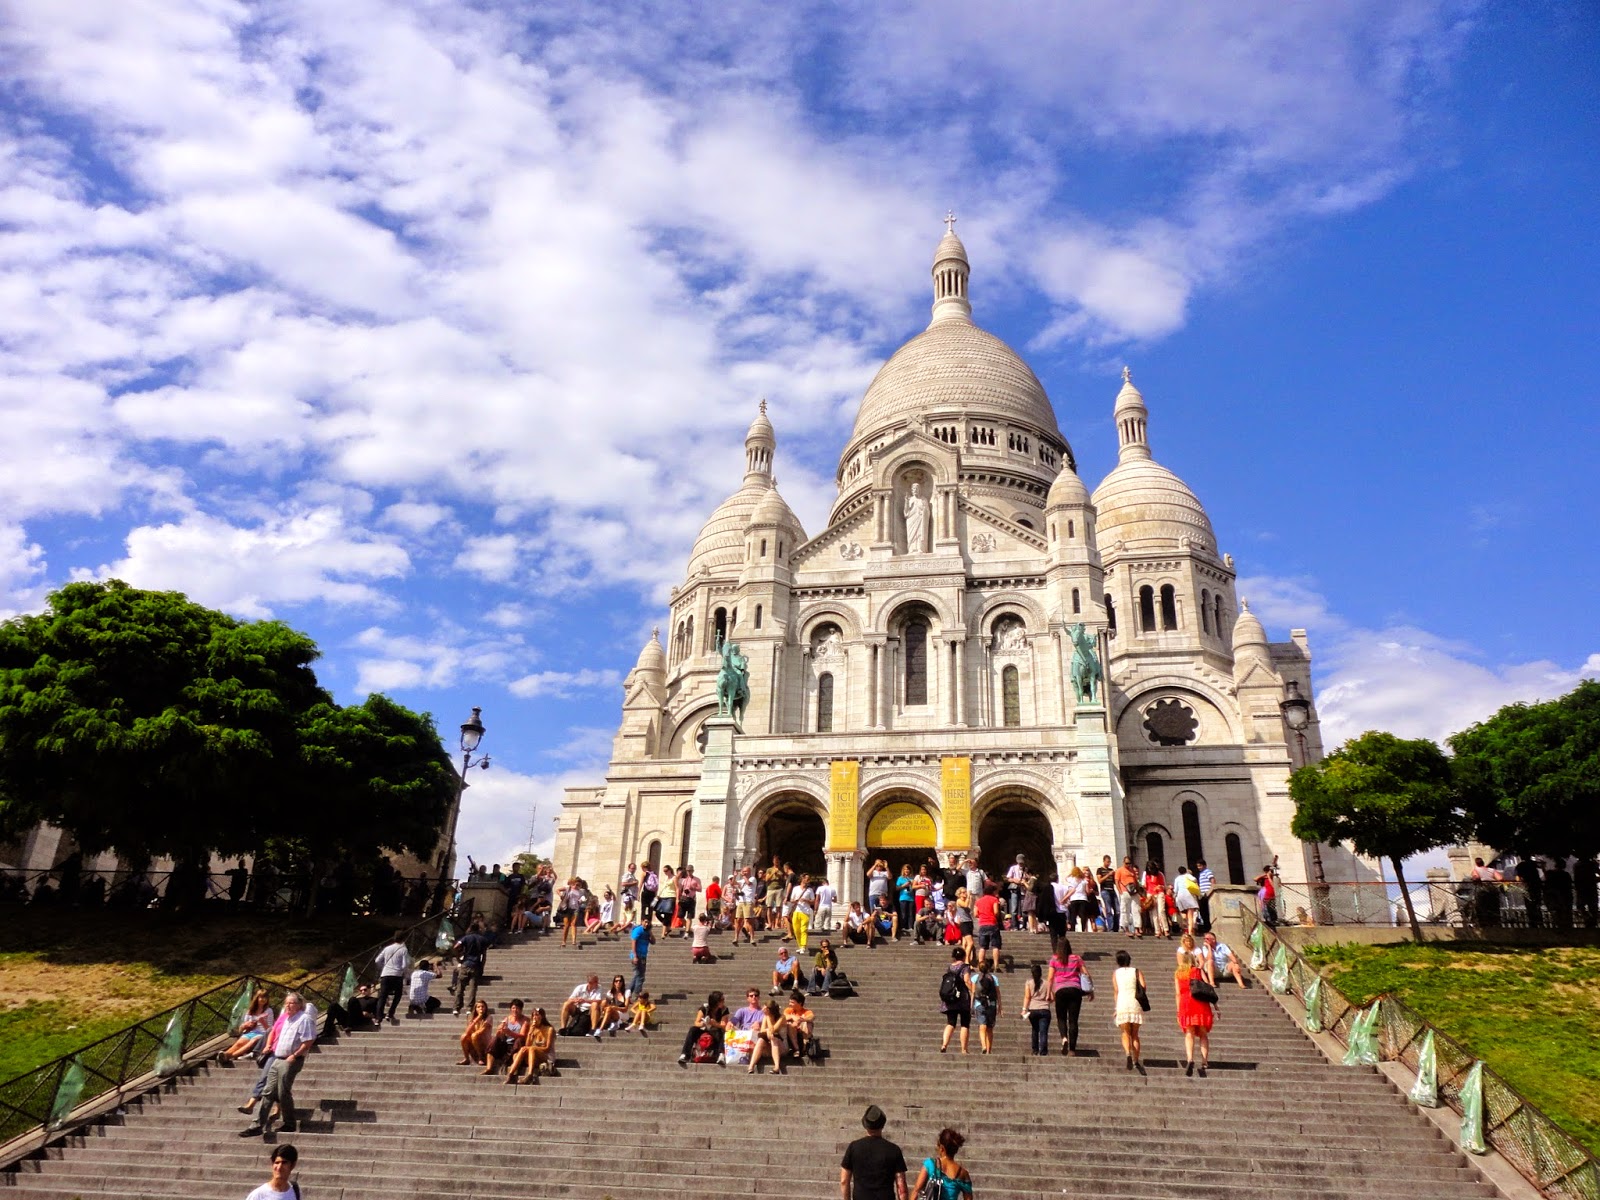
[1112,948,1146,1074]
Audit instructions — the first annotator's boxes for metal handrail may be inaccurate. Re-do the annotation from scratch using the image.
[0,907,463,1167]
[1242,908,1599,1200]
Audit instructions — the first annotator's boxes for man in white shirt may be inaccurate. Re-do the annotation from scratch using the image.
[1202,932,1248,989]
[559,974,605,1030]
[244,1143,299,1200]
[735,869,760,945]
[1005,855,1027,917]
[373,930,410,1025]
[814,879,838,932]
[964,857,985,903]
[1196,860,1216,933]
[240,993,317,1137]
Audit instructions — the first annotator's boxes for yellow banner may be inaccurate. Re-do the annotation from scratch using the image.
[827,760,859,852]
[941,757,972,850]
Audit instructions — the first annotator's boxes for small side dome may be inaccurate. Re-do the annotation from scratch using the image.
[1232,600,1268,650]
[634,627,665,676]
[686,481,769,577]
[747,483,806,538]
[1046,464,1090,509]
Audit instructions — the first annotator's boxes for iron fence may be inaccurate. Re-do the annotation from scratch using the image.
[1259,879,1559,930]
[0,906,464,1166]
[0,866,438,916]
[1242,908,1599,1200]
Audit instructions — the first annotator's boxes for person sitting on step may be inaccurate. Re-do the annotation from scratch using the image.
[780,990,815,1057]
[484,999,528,1076]
[626,990,656,1033]
[845,900,875,947]
[806,940,838,994]
[505,1007,555,1082]
[691,912,717,963]
[218,988,274,1065]
[457,999,493,1066]
[770,947,800,994]
[1202,932,1248,988]
[559,974,605,1033]
[748,1000,787,1075]
[589,976,629,1037]
[677,990,729,1065]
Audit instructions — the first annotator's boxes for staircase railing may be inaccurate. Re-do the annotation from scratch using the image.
[0,905,466,1168]
[1241,909,1598,1200]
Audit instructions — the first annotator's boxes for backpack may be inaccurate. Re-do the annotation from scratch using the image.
[976,975,998,1011]
[828,968,854,999]
[692,1032,716,1063]
[561,1009,592,1037]
[939,968,969,1009]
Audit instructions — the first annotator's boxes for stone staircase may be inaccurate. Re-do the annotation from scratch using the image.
[2,923,1501,1200]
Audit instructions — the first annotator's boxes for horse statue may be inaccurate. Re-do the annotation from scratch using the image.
[1067,622,1102,705]
[715,637,751,727]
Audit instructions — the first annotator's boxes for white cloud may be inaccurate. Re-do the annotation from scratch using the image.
[91,508,409,619]
[0,525,49,619]
[350,623,529,695]
[452,534,522,583]
[455,761,600,870]
[381,501,452,533]
[1240,574,1600,750]
[507,668,622,700]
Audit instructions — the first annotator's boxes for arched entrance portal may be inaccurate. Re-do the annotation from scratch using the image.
[758,801,826,877]
[977,799,1055,881]
[865,797,938,888]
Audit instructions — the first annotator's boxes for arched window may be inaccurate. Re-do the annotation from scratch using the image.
[730,607,738,630]
[1105,595,1117,638]
[1214,595,1224,638]
[1225,833,1246,885]
[1071,588,1081,614]
[904,618,929,706]
[1200,590,1211,633]
[816,672,834,733]
[680,810,693,864]
[1139,586,1156,633]
[1160,584,1178,631]
[685,616,694,658]
[1067,519,1075,539]
[1001,665,1020,727]
[754,604,763,630]
[712,608,727,649]
[646,839,662,870]
[1145,831,1165,871]
[1181,799,1204,866]
[760,538,767,557]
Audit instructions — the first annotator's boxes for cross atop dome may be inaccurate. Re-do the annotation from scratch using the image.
[944,210,957,234]
[1123,365,1132,384]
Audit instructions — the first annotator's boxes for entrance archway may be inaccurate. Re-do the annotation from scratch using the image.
[865,797,938,887]
[977,799,1055,881]
[758,801,826,877]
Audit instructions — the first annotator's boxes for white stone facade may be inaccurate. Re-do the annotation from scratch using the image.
[555,226,1357,903]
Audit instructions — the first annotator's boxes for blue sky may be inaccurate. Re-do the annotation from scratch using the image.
[2,2,1596,868]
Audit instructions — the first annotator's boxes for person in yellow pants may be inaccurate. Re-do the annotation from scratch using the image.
[791,874,816,953]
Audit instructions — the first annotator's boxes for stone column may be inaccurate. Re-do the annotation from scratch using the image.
[954,637,967,727]
[830,851,865,909]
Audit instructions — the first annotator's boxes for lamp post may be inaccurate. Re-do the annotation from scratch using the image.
[1281,681,1330,921]
[434,706,490,911]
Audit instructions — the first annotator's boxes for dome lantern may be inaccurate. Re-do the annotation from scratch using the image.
[1114,366,1151,462]
[930,211,972,325]
[744,398,775,484]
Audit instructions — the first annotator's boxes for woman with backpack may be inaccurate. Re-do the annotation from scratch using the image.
[1048,937,1093,1056]
[938,948,974,1055]
[677,990,729,1066]
[971,965,1001,1054]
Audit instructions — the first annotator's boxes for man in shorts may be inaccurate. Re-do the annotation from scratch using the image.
[1203,932,1248,989]
[735,868,759,944]
[973,882,1003,972]
[677,864,701,923]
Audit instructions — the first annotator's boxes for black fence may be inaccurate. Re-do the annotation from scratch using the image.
[0,866,437,917]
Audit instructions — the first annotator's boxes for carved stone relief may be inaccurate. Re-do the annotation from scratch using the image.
[970,533,996,553]
[838,541,865,560]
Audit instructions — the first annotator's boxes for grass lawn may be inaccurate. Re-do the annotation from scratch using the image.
[0,909,395,1082]
[1303,940,1600,1154]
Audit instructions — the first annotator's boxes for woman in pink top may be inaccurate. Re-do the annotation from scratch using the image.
[1048,937,1094,1055]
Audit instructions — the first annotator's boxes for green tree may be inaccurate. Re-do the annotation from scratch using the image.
[1290,730,1467,942]
[0,580,324,860]
[1449,680,1600,858]
[0,581,456,890]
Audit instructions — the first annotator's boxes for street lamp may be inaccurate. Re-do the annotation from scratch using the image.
[1281,681,1330,920]
[434,707,490,911]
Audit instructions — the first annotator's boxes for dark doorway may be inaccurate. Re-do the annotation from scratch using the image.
[977,800,1055,881]
[760,805,826,876]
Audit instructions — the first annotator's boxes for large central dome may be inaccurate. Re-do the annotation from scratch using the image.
[849,318,1062,443]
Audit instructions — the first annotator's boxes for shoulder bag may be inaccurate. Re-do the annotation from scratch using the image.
[1134,974,1151,1012]
[1188,976,1219,1005]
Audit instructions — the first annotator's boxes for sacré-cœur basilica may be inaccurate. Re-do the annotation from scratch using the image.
[554,222,1357,907]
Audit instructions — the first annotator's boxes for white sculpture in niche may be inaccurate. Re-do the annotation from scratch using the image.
[811,628,843,663]
[993,616,1027,653]
[970,533,995,553]
[902,480,931,554]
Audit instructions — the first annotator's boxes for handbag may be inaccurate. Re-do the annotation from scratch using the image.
[1134,976,1151,1012]
[1189,977,1219,1005]
[916,1158,946,1200]
[1081,972,1094,998]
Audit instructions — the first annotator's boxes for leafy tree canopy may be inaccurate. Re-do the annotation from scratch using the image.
[0,580,454,867]
[1290,730,1467,941]
[1449,679,1600,857]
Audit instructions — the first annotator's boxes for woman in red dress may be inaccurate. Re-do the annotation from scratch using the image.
[1175,962,1215,1076]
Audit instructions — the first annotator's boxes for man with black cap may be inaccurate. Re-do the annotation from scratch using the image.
[840,1104,907,1200]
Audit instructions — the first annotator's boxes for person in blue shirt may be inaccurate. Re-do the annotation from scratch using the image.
[628,921,654,998]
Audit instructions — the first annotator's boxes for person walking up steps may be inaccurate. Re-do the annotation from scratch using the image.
[908,1128,973,1199]
[938,948,973,1055]
[244,1142,300,1200]
[373,930,409,1026]
[1112,949,1146,1074]
[840,1104,908,1200]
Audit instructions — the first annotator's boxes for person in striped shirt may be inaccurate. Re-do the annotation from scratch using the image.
[1196,860,1216,934]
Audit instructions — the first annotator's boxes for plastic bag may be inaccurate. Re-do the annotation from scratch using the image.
[1248,924,1267,970]
[337,964,357,1010]
[1270,944,1290,994]
[154,1010,186,1077]
[228,982,254,1032]
[1460,1061,1487,1153]
[1409,1029,1439,1108]
[1341,1000,1381,1068]
[1303,975,1324,1033]
[435,917,457,953]
[47,1057,87,1131]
